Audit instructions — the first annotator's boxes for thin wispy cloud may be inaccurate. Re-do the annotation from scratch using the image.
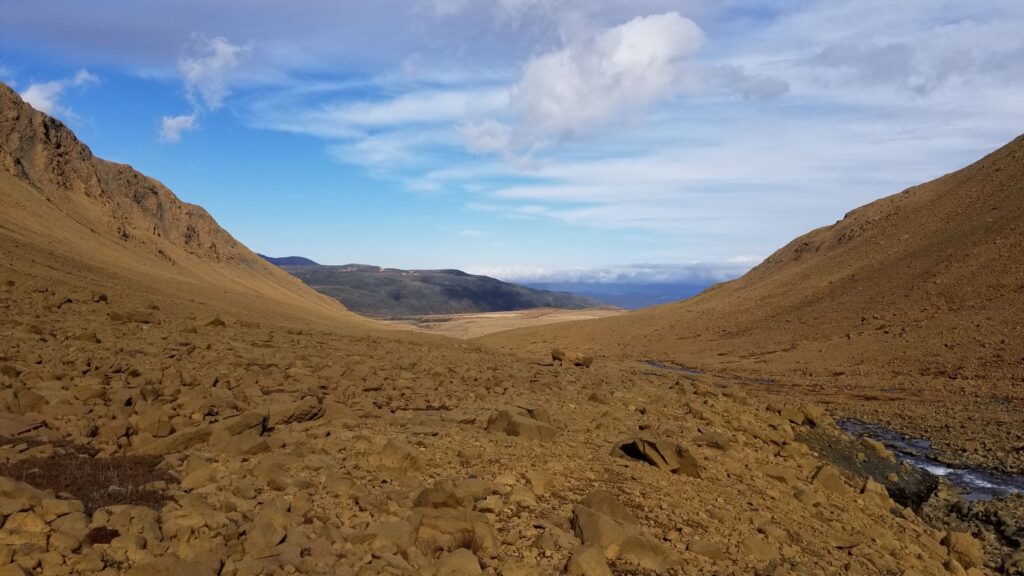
[180,36,247,110]
[2,0,1022,271]
[160,36,247,143]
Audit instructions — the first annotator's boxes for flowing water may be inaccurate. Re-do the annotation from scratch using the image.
[839,420,1024,501]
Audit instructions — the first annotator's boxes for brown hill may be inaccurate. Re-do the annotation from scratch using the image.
[0,81,1009,574]
[483,135,1024,473]
[0,83,354,327]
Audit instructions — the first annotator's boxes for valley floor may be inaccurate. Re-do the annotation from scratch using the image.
[379,308,626,339]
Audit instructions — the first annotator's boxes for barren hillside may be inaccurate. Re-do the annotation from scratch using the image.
[483,135,1024,474]
[0,82,1012,575]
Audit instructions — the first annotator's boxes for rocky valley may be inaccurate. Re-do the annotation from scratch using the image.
[0,74,1022,576]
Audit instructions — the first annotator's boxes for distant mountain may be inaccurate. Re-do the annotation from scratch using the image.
[270,262,609,317]
[523,282,712,310]
[259,254,319,266]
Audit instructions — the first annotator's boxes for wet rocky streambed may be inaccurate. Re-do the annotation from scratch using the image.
[838,419,1024,502]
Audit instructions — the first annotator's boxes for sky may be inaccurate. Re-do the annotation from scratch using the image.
[1,1,1023,284]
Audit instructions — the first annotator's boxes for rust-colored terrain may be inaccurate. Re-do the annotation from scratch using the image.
[0,82,1019,575]
[483,139,1024,475]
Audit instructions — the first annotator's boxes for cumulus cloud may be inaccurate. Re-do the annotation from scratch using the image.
[19,69,98,117]
[180,36,246,109]
[467,259,759,284]
[463,12,705,151]
[160,113,198,143]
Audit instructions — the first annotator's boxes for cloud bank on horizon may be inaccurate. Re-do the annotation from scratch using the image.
[1,0,1022,281]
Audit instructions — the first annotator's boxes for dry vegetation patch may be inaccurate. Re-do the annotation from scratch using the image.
[0,453,174,513]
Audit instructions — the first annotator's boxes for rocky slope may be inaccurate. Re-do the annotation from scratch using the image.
[0,81,1009,575]
[274,263,606,317]
[483,136,1024,476]
[0,83,351,326]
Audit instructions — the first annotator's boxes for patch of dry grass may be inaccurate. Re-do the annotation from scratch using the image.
[0,453,174,513]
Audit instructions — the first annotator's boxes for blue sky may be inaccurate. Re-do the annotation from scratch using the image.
[1,0,1023,283]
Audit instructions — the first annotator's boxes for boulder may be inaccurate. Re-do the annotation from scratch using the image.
[861,478,891,507]
[434,548,482,576]
[551,348,593,367]
[812,465,848,494]
[411,507,497,559]
[694,430,732,451]
[486,405,556,442]
[740,535,780,563]
[570,490,674,571]
[376,438,422,472]
[861,437,896,462]
[941,531,984,570]
[565,545,613,576]
[267,396,323,426]
[613,436,701,478]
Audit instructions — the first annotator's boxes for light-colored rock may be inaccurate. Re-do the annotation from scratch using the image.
[812,465,848,494]
[434,548,482,576]
[412,507,497,558]
[565,545,612,576]
[486,406,556,442]
[941,531,984,570]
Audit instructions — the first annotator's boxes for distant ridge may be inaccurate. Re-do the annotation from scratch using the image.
[270,261,609,317]
[260,254,319,266]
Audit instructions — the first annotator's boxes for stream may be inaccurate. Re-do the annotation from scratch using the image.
[638,359,1024,501]
[839,420,1024,501]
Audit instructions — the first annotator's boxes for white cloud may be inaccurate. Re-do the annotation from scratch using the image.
[458,228,484,237]
[464,12,704,151]
[160,113,198,143]
[466,261,757,284]
[157,36,245,142]
[323,88,509,128]
[19,68,98,117]
[179,36,246,109]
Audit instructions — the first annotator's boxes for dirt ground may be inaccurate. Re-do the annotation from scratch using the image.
[380,308,626,339]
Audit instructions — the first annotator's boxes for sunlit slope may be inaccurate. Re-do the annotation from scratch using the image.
[0,82,362,328]
[483,135,1024,385]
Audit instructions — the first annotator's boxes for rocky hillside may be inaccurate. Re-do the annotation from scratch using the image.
[0,83,349,325]
[270,262,607,317]
[0,80,1008,575]
[483,135,1024,477]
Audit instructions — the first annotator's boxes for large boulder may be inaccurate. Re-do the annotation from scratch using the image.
[613,436,701,478]
[941,531,985,570]
[486,405,556,442]
[411,507,497,559]
[565,545,613,576]
[570,490,675,571]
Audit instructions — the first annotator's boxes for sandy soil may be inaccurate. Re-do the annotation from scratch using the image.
[379,308,626,339]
